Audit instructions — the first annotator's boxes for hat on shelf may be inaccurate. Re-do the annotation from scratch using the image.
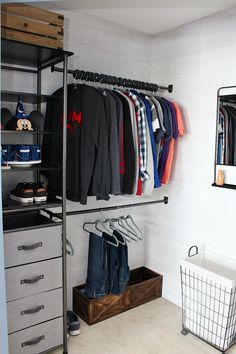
[15,96,28,119]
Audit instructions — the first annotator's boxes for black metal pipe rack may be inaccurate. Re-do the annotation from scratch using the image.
[51,65,173,93]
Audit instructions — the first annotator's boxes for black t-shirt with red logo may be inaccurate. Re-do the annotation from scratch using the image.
[42,84,109,205]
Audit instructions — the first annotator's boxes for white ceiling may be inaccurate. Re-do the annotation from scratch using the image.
[35,0,236,35]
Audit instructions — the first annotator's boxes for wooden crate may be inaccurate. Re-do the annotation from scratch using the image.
[73,267,163,325]
[1,3,64,49]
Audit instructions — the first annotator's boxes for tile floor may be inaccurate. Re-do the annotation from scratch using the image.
[52,298,236,354]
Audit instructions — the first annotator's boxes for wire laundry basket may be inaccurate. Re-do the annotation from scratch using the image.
[180,246,236,354]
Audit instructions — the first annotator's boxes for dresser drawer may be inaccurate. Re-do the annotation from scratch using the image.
[8,317,63,354]
[7,288,62,334]
[6,258,62,302]
[4,225,62,268]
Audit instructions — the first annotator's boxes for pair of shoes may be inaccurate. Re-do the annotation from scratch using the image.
[67,311,80,336]
[9,182,47,204]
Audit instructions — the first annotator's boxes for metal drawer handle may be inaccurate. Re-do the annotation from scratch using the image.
[18,242,43,251]
[20,275,44,285]
[21,335,45,347]
[21,305,44,316]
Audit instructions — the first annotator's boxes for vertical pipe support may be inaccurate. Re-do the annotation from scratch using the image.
[62,54,68,354]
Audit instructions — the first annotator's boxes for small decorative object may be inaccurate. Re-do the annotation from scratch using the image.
[216,170,224,186]
[15,96,33,131]
[16,118,33,131]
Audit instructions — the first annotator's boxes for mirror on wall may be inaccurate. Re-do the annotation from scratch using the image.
[214,86,236,188]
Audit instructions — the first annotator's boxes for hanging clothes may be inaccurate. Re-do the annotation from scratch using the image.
[84,231,130,298]
[109,91,125,187]
[113,91,136,194]
[162,100,184,184]
[134,91,161,188]
[98,89,120,195]
[43,83,185,204]
[217,103,236,165]
[42,84,109,205]
[116,90,140,195]
[84,232,108,298]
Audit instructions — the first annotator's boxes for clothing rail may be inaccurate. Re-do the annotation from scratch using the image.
[44,196,168,220]
[51,65,173,93]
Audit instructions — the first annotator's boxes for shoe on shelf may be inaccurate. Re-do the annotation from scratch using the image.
[67,311,80,336]
[31,182,48,203]
[9,183,34,204]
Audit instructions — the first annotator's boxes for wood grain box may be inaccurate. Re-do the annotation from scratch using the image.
[73,267,163,325]
[1,3,64,49]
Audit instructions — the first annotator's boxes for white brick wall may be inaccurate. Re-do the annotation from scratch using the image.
[148,7,236,306]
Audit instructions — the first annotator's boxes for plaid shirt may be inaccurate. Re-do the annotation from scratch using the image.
[128,91,149,181]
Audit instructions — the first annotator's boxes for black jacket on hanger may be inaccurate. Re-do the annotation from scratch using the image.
[42,84,109,205]
[225,106,236,165]
[113,91,135,194]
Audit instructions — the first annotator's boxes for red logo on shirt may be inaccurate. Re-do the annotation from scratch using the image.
[63,111,82,131]
[60,110,82,132]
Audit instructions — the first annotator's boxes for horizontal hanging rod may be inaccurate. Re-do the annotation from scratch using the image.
[51,65,173,93]
[45,196,168,220]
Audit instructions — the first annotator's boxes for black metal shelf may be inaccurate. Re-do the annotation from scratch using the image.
[1,38,73,70]
[216,163,236,167]
[1,130,62,135]
[0,36,71,354]
[1,90,62,103]
[212,183,236,190]
[1,165,62,173]
[3,197,62,215]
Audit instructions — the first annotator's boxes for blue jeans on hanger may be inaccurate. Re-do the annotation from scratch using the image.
[84,232,108,298]
[103,231,130,295]
[102,232,120,295]
[118,243,130,293]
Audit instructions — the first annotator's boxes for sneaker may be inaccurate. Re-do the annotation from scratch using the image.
[32,182,48,203]
[67,311,80,336]
[9,183,34,204]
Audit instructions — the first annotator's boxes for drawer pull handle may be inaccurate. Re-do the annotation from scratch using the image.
[18,242,43,251]
[21,305,44,316]
[20,275,44,284]
[21,335,45,347]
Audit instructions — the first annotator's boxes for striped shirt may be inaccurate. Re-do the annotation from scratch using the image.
[128,91,149,181]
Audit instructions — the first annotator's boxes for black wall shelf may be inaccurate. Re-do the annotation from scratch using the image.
[1,165,62,172]
[3,197,62,215]
[1,38,73,69]
[212,183,236,190]
[1,90,62,103]
[215,163,236,167]
[1,130,62,135]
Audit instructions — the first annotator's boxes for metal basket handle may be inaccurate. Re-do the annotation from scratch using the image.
[188,245,198,257]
